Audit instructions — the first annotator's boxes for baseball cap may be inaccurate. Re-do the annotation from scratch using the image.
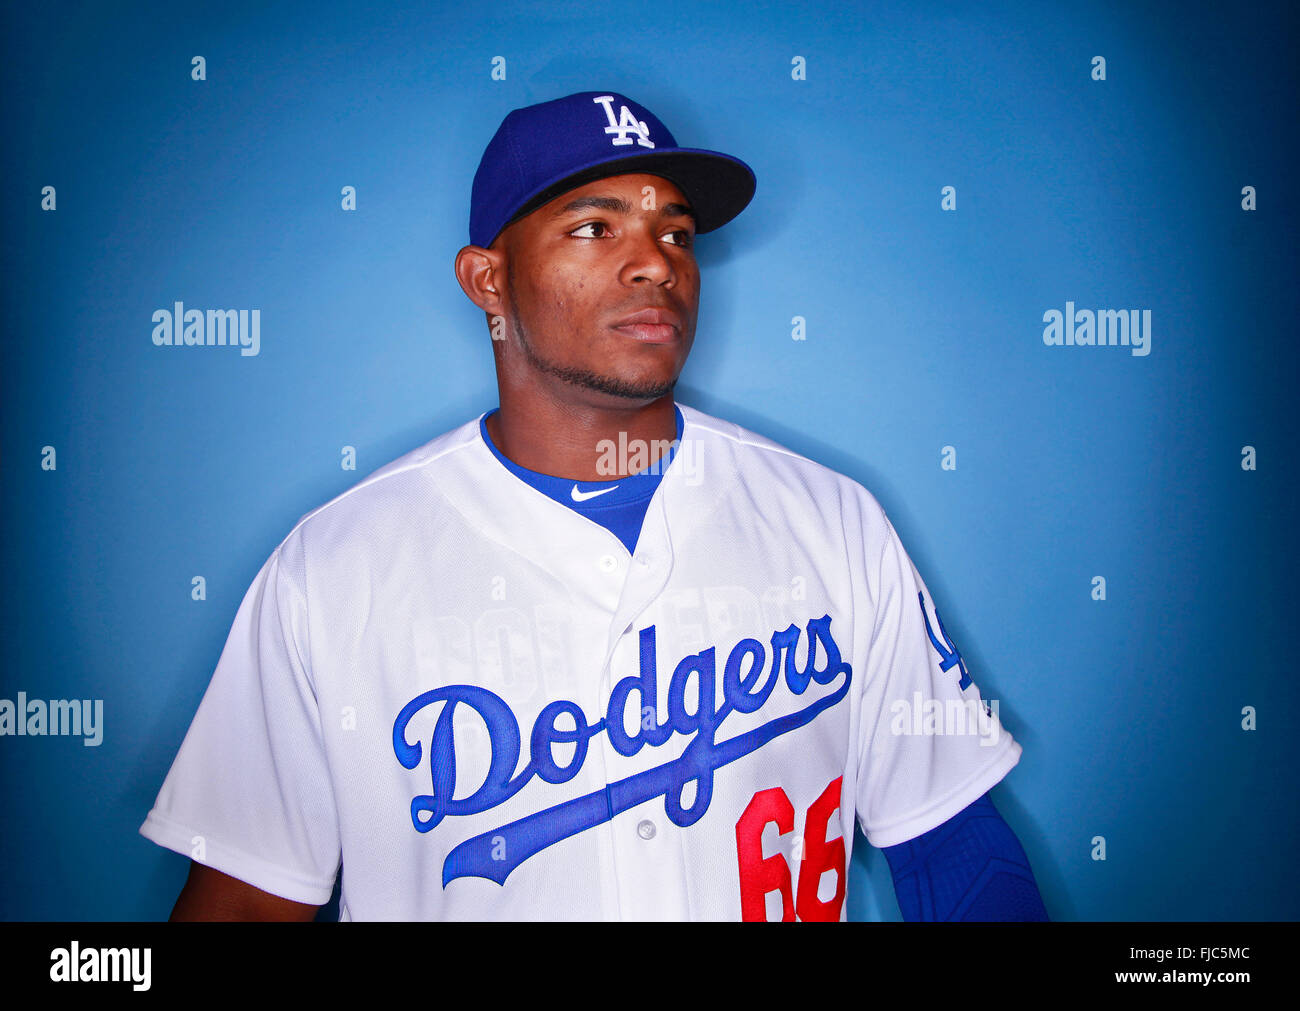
[469,90,756,249]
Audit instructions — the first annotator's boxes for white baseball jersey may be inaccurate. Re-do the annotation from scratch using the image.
[139,402,1020,920]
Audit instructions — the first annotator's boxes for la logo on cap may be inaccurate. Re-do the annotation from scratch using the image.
[593,95,655,149]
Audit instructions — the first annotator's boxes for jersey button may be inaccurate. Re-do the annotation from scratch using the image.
[598,554,618,572]
[636,819,656,840]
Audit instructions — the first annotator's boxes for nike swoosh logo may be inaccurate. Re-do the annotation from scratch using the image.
[571,483,619,502]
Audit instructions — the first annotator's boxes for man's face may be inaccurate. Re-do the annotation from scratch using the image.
[493,172,699,404]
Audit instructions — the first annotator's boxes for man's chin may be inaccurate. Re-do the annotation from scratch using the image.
[572,373,677,402]
[517,335,681,402]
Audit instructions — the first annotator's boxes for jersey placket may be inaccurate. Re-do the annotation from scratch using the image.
[595,492,695,919]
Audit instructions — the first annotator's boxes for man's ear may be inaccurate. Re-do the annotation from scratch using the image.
[454,244,506,314]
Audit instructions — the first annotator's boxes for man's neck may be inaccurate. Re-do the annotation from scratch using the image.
[485,394,678,482]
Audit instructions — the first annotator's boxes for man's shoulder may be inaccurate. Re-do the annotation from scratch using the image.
[278,413,485,549]
[679,402,886,514]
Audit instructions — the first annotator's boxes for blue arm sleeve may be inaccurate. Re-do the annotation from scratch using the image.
[880,792,1049,921]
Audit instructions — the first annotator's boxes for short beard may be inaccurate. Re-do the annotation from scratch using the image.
[506,275,677,401]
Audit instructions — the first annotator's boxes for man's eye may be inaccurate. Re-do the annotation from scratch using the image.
[570,222,694,247]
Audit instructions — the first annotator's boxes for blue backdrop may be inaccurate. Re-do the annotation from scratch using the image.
[2,0,1296,921]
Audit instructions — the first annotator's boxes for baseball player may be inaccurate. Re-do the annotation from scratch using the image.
[140,90,1048,921]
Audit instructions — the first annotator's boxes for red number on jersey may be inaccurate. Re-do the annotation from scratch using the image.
[735,776,845,922]
[796,776,847,921]
[735,787,796,921]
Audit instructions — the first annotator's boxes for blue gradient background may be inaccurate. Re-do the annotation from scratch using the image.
[2,0,1296,921]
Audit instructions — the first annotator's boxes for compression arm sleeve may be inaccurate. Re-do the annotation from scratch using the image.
[881,792,1050,921]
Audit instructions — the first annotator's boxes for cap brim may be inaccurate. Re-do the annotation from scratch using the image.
[494,148,756,245]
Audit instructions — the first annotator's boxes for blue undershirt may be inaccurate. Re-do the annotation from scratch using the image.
[478,405,684,556]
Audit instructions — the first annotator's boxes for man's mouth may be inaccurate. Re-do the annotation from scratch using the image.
[612,322,679,343]
[611,308,682,344]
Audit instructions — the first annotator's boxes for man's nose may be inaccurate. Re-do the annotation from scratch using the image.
[622,228,676,285]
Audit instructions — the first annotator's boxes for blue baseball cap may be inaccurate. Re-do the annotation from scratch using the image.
[469,90,756,249]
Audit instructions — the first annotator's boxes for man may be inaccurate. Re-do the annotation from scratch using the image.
[142,90,1048,921]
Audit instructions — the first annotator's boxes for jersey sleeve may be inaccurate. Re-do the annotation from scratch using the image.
[854,509,1022,849]
[138,536,341,905]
